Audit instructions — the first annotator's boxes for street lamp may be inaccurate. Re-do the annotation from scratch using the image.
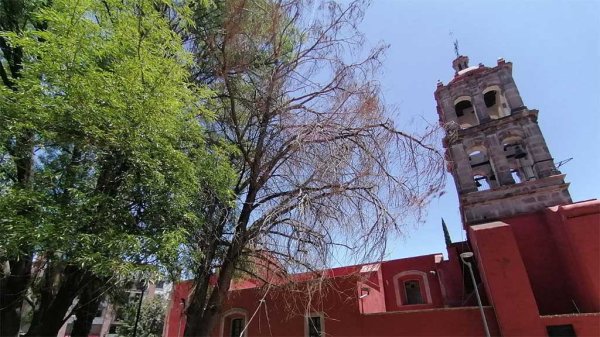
[132,279,148,337]
[460,252,491,337]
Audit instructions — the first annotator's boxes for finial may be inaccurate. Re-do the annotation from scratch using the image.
[449,31,460,58]
[449,32,468,73]
[442,218,452,246]
[453,39,460,58]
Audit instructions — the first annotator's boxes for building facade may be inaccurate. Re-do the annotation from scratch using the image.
[164,56,600,337]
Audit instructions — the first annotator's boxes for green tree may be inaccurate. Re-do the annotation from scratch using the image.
[0,1,233,336]
[117,296,167,337]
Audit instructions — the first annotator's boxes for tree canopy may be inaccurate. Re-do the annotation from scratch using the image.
[0,0,232,336]
[181,0,444,335]
[1,1,444,336]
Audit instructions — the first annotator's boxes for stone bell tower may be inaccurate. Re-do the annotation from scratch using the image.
[435,55,571,226]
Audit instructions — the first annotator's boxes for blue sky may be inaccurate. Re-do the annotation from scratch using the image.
[356,0,600,259]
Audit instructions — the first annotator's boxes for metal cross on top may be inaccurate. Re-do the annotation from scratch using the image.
[453,39,460,58]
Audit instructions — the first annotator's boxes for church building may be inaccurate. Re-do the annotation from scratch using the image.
[164,56,600,337]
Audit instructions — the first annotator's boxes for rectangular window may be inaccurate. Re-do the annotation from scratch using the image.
[307,316,323,337]
[231,318,244,337]
[546,324,576,337]
[404,280,424,305]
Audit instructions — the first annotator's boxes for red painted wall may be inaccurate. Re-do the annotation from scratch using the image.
[164,201,600,337]
[360,307,499,337]
[503,211,571,315]
[469,221,547,337]
[357,265,386,314]
[165,255,462,337]
[164,281,192,337]
[540,313,600,337]
[481,200,600,315]
[165,277,499,337]
[545,201,600,313]
[379,254,445,311]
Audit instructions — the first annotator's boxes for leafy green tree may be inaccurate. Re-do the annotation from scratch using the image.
[0,1,233,336]
[117,296,167,337]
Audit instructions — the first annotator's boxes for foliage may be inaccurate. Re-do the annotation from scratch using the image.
[0,0,233,335]
[0,0,228,273]
[0,1,445,336]
[117,295,167,337]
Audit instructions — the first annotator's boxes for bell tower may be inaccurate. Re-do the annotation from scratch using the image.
[435,55,571,226]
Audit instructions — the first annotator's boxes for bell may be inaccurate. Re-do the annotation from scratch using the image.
[514,145,527,159]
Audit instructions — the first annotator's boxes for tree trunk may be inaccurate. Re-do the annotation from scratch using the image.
[0,256,33,337]
[184,237,246,337]
[70,282,104,337]
[25,267,87,337]
[184,178,260,337]
[1,130,35,337]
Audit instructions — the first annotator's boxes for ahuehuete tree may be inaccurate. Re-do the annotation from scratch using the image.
[0,1,232,336]
[180,0,446,336]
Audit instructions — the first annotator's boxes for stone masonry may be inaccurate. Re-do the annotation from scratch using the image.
[435,56,572,226]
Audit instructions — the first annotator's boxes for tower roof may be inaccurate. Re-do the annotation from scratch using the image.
[442,56,491,86]
[452,55,470,73]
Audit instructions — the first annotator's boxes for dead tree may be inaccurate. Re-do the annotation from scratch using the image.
[182,1,445,336]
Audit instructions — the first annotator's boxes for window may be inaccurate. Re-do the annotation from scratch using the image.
[307,315,323,337]
[404,280,424,305]
[230,318,244,337]
[220,309,248,337]
[504,143,527,159]
[511,170,522,184]
[454,100,473,117]
[393,270,432,307]
[546,324,576,337]
[474,175,491,191]
[468,150,488,167]
[483,86,510,118]
[484,91,497,108]
[453,98,479,128]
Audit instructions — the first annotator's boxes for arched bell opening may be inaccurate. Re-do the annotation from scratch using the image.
[468,149,487,167]
[454,96,479,129]
[503,136,536,182]
[473,174,492,192]
[511,169,524,184]
[467,145,498,191]
[483,86,510,120]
